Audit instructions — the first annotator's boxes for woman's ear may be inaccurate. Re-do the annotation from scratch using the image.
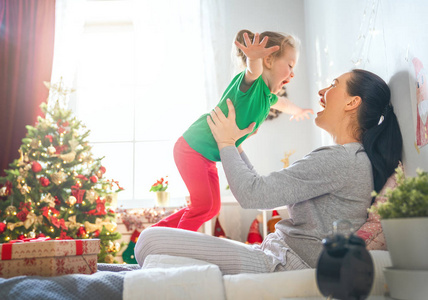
[345,96,362,111]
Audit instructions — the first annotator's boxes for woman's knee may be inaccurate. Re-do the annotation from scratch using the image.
[134,227,161,266]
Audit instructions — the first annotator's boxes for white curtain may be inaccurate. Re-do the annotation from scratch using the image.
[50,0,85,108]
[200,0,226,109]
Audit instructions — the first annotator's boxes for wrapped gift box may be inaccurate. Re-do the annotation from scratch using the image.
[0,238,100,278]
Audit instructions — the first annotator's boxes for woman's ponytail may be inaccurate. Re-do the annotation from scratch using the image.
[347,69,403,194]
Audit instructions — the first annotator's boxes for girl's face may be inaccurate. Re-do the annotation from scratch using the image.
[264,46,297,94]
[315,72,352,133]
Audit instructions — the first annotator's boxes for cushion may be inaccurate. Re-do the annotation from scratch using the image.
[356,164,403,250]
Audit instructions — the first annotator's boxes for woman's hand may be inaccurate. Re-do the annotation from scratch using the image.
[207,99,256,150]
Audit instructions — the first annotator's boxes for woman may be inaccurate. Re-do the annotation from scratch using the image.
[134,69,403,274]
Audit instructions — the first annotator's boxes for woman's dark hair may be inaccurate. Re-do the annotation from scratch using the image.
[347,69,403,194]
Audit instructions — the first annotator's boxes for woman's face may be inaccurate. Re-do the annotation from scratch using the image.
[264,46,297,94]
[315,72,353,134]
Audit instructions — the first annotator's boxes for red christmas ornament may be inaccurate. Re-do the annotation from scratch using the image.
[71,188,86,204]
[0,222,6,234]
[60,231,72,239]
[76,175,89,181]
[17,209,29,221]
[31,161,42,173]
[90,175,98,183]
[39,177,50,187]
[99,166,106,174]
[44,135,53,143]
[77,226,86,237]
[55,145,68,154]
[95,198,107,215]
[93,230,100,238]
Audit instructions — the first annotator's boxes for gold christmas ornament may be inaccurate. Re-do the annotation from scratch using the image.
[51,171,66,185]
[68,196,77,206]
[47,145,56,155]
[38,118,52,131]
[114,242,121,252]
[30,139,39,149]
[85,190,98,204]
[7,221,24,230]
[5,205,17,215]
[104,254,114,263]
[19,183,31,195]
[24,212,43,229]
[65,216,82,229]
[29,231,36,239]
[0,186,7,196]
[59,151,76,163]
[104,221,117,232]
[68,138,79,151]
[41,193,56,207]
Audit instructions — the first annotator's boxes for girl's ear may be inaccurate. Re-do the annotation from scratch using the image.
[345,96,362,111]
[263,55,274,69]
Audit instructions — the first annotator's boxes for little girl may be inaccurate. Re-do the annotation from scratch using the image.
[152,30,313,231]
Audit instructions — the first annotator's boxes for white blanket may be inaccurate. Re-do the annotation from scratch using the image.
[123,255,225,300]
[123,251,391,300]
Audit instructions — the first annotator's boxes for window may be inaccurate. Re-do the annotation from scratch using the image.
[67,0,208,207]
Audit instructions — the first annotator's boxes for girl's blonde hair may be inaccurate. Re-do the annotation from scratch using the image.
[233,29,300,70]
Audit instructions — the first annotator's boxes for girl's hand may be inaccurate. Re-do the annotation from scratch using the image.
[235,32,280,61]
[290,108,314,121]
[207,99,256,150]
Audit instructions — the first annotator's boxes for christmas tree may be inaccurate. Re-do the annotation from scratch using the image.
[0,79,123,263]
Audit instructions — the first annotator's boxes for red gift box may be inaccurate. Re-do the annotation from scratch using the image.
[0,238,100,278]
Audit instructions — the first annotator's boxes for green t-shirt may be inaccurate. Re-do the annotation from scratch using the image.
[183,71,278,162]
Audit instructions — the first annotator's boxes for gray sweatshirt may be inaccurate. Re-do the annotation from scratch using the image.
[220,143,373,267]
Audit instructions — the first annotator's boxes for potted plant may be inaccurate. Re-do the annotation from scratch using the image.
[369,167,428,299]
[150,176,169,207]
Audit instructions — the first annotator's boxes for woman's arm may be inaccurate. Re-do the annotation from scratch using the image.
[208,100,349,209]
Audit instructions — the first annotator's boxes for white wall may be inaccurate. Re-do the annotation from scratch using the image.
[304,0,428,175]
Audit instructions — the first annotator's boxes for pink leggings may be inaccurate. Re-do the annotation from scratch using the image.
[152,136,220,231]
